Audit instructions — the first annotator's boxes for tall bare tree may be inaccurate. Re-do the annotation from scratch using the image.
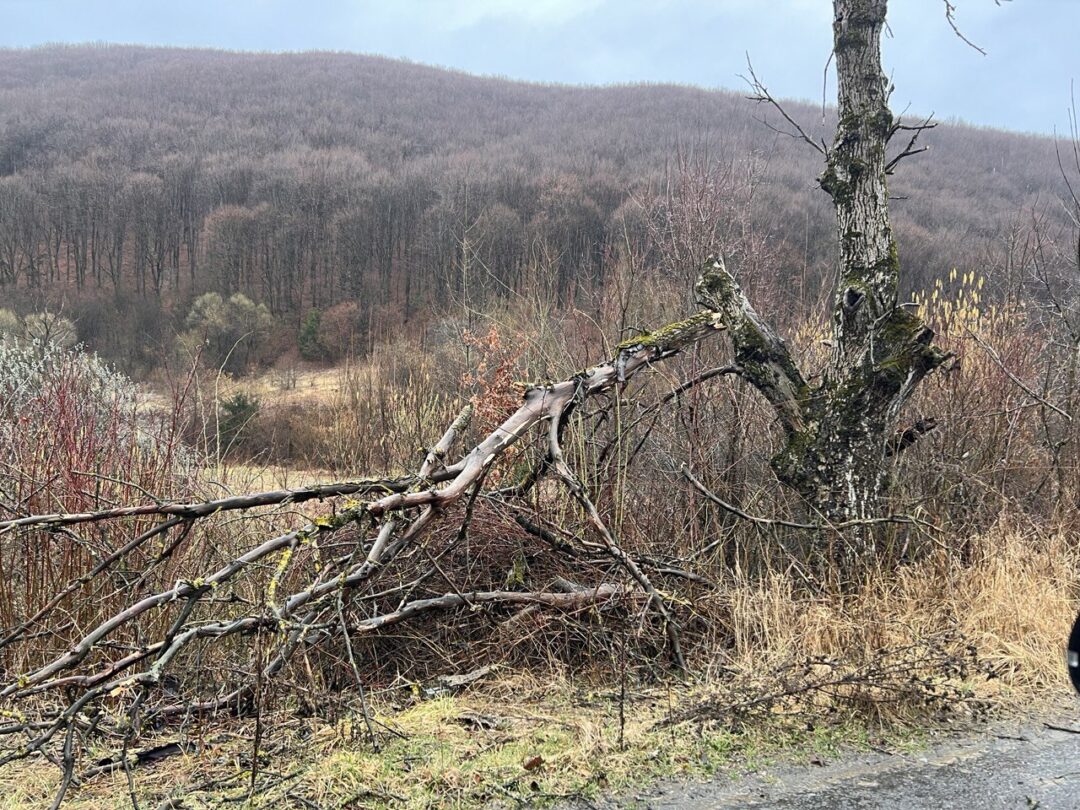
[697,0,949,549]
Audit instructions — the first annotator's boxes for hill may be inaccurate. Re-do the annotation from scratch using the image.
[0,44,1071,370]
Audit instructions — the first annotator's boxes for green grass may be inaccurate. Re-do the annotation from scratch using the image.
[1,679,934,810]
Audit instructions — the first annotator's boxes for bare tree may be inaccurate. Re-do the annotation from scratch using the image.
[701,0,949,551]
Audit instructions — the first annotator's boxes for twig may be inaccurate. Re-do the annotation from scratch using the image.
[885,114,936,174]
[968,329,1072,420]
[742,55,826,156]
[1044,723,1080,735]
[942,1,987,55]
[549,397,687,672]
[682,466,938,532]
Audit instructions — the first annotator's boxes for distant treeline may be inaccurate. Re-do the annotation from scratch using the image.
[0,45,1070,370]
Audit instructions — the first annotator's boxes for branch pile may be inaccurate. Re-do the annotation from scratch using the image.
[0,292,732,804]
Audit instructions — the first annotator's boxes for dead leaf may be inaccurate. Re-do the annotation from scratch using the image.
[435,664,497,690]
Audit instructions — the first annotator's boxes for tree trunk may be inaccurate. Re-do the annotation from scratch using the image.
[696,0,949,559]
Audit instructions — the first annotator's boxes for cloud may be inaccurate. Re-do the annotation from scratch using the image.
[0,0,1073,132]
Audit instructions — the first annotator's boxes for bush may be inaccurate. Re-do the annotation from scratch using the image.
[218,391,260,455]
[0,341,196,672]
[181,292,273,375]
[246,401,326,465]
[296,302,367,362]
[0,308,20,343]
[22,311,76,349]
[319,300,367,359]
[0,339,195,509]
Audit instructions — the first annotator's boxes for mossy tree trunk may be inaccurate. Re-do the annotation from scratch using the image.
[697,0,949,558]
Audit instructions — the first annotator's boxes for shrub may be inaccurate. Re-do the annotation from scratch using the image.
[319,300,366,360]
[218,391,260,455]
[0,341,196,673]
[181,292,273,374]
[22,311,76,349]
[0,308,20,342]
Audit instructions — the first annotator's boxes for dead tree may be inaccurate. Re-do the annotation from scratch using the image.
[724,0,949,544]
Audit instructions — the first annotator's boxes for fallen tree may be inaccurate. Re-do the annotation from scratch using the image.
[0,297,741,803]
[0,260,941,805]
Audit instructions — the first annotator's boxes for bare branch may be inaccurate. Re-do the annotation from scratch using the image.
[419,404,473,480]
[742,55,826,156]
[942,1,987,55]
[885,114,937,175]
[0,304,733,769]
[0,478,422,534]
[682,466,938,533]
[547,396,687,671]
[967,328,1073,420]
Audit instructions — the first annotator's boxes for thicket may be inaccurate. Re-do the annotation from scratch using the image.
[0,341,197,680]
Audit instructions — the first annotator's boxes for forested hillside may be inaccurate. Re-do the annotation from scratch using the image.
[0,44,1070,372]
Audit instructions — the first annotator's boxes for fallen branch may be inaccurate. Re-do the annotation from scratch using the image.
[0,478,422,533]
[682,466,938,533]
[0,307,730,796]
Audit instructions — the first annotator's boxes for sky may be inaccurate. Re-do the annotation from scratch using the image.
[1,0,1077,135]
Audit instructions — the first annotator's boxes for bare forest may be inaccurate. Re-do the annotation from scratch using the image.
[2,6,1080,806]
[0,44,1072,372]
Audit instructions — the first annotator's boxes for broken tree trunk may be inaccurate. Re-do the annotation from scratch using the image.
[697,0,950,556]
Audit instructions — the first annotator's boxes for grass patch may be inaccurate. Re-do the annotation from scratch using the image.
[1,677,940,810]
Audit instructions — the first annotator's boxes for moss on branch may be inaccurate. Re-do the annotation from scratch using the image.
[615,311,725,353]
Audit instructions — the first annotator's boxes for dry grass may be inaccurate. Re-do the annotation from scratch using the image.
[233,364,345,409]
[0,678,909,810]
[716,524,1076,703]
[198,461,338,495]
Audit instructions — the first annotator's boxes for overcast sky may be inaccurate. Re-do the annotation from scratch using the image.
[1,0,1076,135]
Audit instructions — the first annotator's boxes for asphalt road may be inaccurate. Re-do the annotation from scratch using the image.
[610,719,1080,809]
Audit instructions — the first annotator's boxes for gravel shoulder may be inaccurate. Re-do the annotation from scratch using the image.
[590,707,1080,809]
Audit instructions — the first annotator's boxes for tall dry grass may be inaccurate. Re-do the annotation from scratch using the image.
[715,524,1076,704]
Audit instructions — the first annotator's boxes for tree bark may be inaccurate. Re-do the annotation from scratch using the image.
[697,0,950,558]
